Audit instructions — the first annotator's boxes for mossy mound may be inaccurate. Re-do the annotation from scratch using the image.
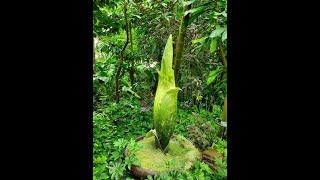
[131,134,201,174]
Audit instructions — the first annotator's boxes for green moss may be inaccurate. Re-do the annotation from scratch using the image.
[132,135,201,173]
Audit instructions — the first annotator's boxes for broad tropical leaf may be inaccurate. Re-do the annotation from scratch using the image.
[210,38,218,53]
[207,67,222,85]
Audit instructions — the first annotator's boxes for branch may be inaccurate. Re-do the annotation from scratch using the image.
[115,1,130,102]
[218,40,227,68]
[120,2,129,63]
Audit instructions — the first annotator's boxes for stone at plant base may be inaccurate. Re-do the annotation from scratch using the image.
[126,135,201,178]
[202,148,224,171]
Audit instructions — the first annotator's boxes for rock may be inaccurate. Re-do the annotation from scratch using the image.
[131,166,158,178]
[201,149,223,171]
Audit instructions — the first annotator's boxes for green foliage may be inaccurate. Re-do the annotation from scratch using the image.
[187,110,220,150]
[108,161,126,180]
[93,0,227,178]
[93,0,122,37]
[213,138,227,156]
[94,98,227,179]
[207,66,223,85]
[152,161,214,180]
[93,100,151,179]
[213,158,227,179]
[153,35,180,151]
[210,38,218,53]
[206,65,227,107]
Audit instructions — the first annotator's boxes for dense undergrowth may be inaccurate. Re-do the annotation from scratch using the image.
[93,32,227,178]
[93,98,227,179]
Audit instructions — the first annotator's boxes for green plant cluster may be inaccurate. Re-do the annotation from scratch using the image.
[93,100,151,179]
[94,99,226,179]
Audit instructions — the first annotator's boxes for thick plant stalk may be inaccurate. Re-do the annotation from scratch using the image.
[93,40,95,74]
[129,21,135,85]
[173,4,191,85]
[219,40,227,68]
[115,1,129,103]
[153,35,180,152]
[223,96,227,121]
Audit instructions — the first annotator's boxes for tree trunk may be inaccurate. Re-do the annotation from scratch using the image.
[218,40,227,68]
[115,2,129,103]
[129,21,135,86]
[93,38,96,74]
[173,4,191,85]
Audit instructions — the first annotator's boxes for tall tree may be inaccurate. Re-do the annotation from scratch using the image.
[173,4,191,85]
[129,21,135,86]
[115,1,129,103]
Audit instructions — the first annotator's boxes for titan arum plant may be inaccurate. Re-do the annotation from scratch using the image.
[153,34,180,153]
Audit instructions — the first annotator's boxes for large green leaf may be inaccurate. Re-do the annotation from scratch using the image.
[184,5,207,16]
[184,2,212,26]
[210,38,218,53]
[210,26,226,38]
[184,0,197,6]
[222,11,227,17]
[222,30,227,41]
[176,0,184,19]
[207,67,222,85]
[191,36,208,44]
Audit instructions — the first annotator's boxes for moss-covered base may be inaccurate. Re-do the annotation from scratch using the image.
[132,134,200,174]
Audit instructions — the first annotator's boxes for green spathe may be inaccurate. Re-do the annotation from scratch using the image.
[134,135,201,173]
[153,34,180,151]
